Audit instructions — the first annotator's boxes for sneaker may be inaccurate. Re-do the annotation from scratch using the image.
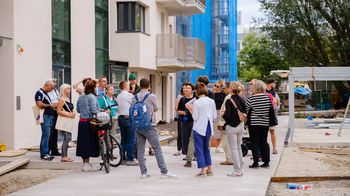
[41,155,53,161]
[260,162,270,168]
[50,151,62,156]
[227,171,243,177]
[206,171,214,177]
[273,150,278,154]
[173,151,181,156]
[126,160,139,166]
[81,164,91,172]
[184,161,192,168]
[161,172,177,179]
[141,173,151,179]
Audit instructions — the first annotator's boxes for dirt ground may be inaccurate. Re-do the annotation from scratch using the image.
[0,169,69,196]
[274,146,350,177]
[266,180,350,196]
[268,146,350,195]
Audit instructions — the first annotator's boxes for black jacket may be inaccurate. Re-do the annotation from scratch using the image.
[223,95,246,128]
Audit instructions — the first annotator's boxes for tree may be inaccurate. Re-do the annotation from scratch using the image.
[238,32,287,81]
[259,0,350,95]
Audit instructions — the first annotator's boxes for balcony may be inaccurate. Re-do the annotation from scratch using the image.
[156,34,205,72]
[156,0,206,16]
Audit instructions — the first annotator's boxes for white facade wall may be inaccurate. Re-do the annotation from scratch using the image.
[12,0,52,149]
[70,0,96,106]
[0,0,15,149]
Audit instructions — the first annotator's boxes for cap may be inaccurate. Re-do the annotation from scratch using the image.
[129,73,137,80]
[266,78,275,84]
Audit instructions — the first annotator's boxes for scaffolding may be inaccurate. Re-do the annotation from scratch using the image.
[211,0,237,81]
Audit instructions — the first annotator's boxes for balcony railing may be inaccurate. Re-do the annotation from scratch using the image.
[156,34,206,72]
[156,0,205,15]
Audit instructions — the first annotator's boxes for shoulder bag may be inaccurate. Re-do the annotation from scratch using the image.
[56,101,75,132]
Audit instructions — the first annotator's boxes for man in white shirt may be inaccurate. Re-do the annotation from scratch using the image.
[47,78,61,156]
[116,81,138,166]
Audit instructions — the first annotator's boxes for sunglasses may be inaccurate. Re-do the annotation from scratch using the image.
[215,85,220,88]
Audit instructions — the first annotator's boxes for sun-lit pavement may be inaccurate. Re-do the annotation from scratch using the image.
[9,116,288,196]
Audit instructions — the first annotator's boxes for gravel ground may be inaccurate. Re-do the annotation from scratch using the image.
[267,180,350,196]
[0,169,69,196]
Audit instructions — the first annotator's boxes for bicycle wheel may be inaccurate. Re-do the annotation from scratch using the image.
[109,135,122,167]
[100,139,110,173]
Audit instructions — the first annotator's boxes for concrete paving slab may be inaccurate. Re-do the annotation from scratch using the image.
[8,116,289,196]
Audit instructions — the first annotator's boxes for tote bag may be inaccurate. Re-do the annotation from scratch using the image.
[56,102,75,132]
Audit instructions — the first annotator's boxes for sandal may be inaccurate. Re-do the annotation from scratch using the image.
[195,172,207,178]
[61,158,74,162]
[273,150,278,154]
[206,171,214,176]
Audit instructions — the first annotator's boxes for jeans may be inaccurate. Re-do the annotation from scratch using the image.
[40,114,55,157]
[137,127,168,175]
[249,125,270,164]
[226,123,244,173]
[193,122,212,169]
[185,131,195,162]
[118,116,136,161]
[49,114,59,154]
[61,131,72,157]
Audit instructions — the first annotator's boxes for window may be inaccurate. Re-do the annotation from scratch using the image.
[117,2,145,33]
[95,0,109,77]
[52,0,71,87]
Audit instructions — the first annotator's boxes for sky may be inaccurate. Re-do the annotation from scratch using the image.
[237,0,265,27]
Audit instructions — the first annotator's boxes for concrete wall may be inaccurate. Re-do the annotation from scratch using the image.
[12,0,52,148]
[71,0,96,105]
[0,0,15,149]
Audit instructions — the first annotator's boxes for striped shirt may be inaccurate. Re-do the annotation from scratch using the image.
[245,93,271,126]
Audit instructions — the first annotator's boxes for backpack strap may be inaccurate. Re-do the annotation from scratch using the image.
[141,93,151,102]
[134,95,139,102]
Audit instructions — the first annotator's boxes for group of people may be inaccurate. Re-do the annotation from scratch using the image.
[34,74,176,178]
[34,73,279,178]
[174,76,280,177]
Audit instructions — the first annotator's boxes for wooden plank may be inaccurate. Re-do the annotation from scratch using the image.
[0,150,28,157]
[20,146,40,152]
[0,158,30,176]
[271,176,350,183]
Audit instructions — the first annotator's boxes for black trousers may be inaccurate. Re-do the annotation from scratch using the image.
[49,114,59,153]
[248,125,270,164]
[177,120,182,151]
[181,121,193,155]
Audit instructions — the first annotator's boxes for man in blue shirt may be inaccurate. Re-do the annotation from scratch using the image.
[97,76,107,99]
[35,79,57,161]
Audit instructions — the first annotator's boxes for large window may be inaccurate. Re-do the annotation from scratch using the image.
[95,0,109,77]
[52,0,71,87]
[117,2,145,33]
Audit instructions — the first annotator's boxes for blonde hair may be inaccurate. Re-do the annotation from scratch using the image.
[59,84,71,97]
[252,80,266,94]
[230,82,242,95]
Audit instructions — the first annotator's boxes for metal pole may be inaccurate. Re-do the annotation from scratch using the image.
[288,72,295,142]
[338,98,350,137]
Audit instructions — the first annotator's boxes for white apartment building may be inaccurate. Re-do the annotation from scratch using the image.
[0,0,205,149]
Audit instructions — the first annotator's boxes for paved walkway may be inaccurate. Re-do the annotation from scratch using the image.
[10,116,288,196]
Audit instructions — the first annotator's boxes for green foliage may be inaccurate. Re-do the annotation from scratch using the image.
[238,32,287,81]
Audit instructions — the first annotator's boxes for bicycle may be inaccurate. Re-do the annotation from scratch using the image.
[91,112,122,173]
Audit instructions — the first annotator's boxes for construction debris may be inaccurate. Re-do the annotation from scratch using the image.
[0,158,30,176]
[0,150,27,157]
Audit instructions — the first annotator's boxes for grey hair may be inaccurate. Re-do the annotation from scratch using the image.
[252,80,266,94]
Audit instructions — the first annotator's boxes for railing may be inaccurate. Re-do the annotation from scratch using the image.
[184,0,206,9]
[156,34,206,69]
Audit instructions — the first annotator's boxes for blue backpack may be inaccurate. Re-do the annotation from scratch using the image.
[129,93,152,131]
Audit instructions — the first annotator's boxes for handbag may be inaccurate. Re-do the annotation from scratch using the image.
[55,102,75,132]
[269,103,278,127]
[229,98,247,123]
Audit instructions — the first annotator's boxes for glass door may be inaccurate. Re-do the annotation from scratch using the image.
[109,62,128,96]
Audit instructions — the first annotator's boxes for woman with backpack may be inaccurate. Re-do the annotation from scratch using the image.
[222,82,246,176]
